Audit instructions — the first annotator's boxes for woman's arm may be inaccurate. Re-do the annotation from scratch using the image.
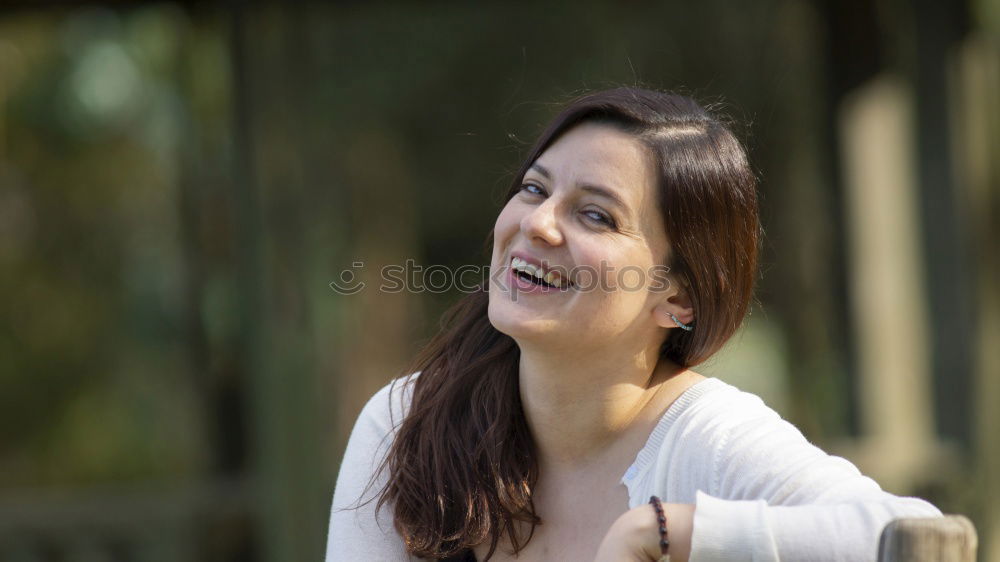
[325,380,414,562]
[597,385,942,561]
[686,389,942,561]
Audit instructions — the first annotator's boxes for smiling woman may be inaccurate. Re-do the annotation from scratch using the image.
[325,88,943,561]
[489,120,693,351]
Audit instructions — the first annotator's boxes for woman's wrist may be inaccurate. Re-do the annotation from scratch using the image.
[660,502,694,562]
[594,502,695,562]
[651,496,672,558]
[635,501,693,562]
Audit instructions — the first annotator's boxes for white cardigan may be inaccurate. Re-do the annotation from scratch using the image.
[326,375,942,561]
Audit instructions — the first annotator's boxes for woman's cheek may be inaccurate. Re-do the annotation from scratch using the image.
[570,250,609,293]
[494,203,521,240]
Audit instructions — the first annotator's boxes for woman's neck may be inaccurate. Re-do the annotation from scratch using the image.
[515,340,687,474]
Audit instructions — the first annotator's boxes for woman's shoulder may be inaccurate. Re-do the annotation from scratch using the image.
[669,375,851,481]
[626,374,799,502]
[637,375,781,462]
[637,375,848,500]
[353,371,422,437]
[659,374,805,457]
[673,374,786,427]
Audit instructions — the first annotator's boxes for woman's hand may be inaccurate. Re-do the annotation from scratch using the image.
[594,502,695,562]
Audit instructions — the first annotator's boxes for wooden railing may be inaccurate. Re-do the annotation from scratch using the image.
[879,515,978,561]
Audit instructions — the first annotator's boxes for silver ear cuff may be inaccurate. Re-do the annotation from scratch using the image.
[668,312,694,331]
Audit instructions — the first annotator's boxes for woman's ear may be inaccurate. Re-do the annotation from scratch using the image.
[652,280,695,329]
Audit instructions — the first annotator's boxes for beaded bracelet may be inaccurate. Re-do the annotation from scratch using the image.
[648,496,671,562]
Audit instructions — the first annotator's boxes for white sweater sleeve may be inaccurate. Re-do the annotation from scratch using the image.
[325,378,417,562]
[688,388,943,562]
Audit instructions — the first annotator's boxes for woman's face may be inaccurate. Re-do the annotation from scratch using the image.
[488,122,676,352]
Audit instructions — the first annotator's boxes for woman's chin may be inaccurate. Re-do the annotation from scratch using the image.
[489,312,581,354]
[488,302,555,340]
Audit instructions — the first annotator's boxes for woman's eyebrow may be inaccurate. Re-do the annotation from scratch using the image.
[579,184,628,211]
[529,162,629,211]
[529,162,552,179]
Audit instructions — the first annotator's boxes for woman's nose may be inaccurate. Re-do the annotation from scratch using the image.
[520,200,564,246]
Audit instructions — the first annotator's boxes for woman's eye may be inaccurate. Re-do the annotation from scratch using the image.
[520,183,545,196]
[583,210,616,228]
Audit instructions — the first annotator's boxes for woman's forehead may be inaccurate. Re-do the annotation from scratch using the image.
[531,123,656,205]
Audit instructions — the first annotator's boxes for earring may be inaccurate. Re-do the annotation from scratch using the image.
[668,312,694,331]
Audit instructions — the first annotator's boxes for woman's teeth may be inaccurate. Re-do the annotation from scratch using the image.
[510,257,570,289]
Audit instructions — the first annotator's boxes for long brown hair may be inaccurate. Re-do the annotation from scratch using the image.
[368,88,760,559]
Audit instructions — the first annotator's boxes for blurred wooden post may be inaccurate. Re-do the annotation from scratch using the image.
[878,515,977,561]
[837,75,939,490]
